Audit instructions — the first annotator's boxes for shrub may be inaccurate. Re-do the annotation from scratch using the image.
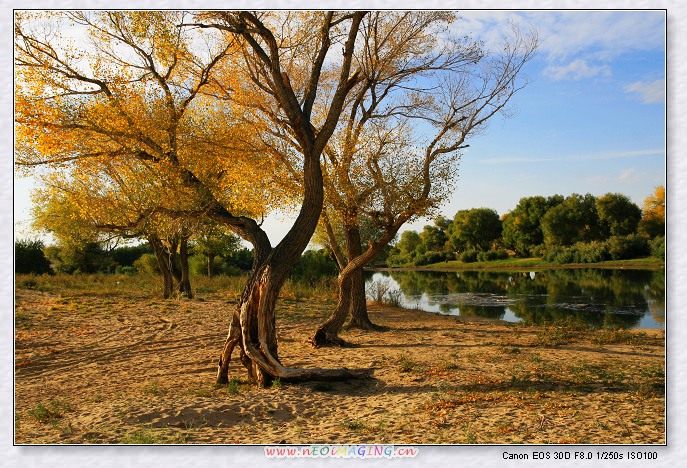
[114,265,137,276]
[530,244,547,258]
[476,249,509,262]
[573,241,609,263]
[133,253,160,275]
[366,278,404,307]
[649,236,665,260]
[413,250,446,266]
[545,235,650,264]
[459,249,478,263]
[606,235,649,260]
[289,249,338,285]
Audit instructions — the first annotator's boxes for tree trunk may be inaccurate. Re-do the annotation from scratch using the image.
[214,152,373,384]
[344,225,375,330]
[150,237,174,299]
[347,267,374,329]
[207,252,215,279]
[178,238,193,298]
[311,272,354,347]
[311,224,377,346]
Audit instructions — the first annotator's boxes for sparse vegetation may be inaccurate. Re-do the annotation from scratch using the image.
[15,275,664,445]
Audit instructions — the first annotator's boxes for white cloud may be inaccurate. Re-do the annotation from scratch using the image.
[454,11,665,60]
[624,79,666,104]
[617,167,641,183]
[544,59,611,81]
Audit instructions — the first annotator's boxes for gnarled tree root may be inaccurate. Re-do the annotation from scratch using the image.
[309,329,357,348]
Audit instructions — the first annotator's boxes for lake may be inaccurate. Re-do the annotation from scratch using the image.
[366,268,665,329]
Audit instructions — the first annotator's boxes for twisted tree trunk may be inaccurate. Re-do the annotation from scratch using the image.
[215,151,373,385]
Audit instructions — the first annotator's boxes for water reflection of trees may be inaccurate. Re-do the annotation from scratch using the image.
[370,268,664,328]
[645,270,665,324]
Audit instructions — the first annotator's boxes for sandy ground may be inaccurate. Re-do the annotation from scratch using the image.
[14,287,665,445]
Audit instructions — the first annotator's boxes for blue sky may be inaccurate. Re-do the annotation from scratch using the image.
[12,10,666,244]
[400,10,666,233]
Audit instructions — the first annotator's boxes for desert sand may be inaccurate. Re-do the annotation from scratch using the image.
[14,286,664,445]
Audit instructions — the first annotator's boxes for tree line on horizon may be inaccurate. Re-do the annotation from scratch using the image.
[16,185,665,280]
[386,187,665,267]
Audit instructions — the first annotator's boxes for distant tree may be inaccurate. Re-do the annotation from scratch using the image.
[194,230,243,278]
[448,208,502,252]
[289,250,338,286]
[387,230,422,266]
[502,195,564,256]
[595,193,642,237]
[15,239,52,275]
[111,244,153,268]
[43,241,113,274]
[541,194,601,246]
[638,186,665,238]
[417,223,450,256]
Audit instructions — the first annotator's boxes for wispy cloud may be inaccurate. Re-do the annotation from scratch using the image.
[452,11,664,85]
[624,79,665,104]
[455,11,665,59]
[617,167,640,183]
[476,148,664,164]
[544,59,611,81]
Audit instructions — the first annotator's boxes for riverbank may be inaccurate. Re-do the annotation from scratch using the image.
[373,256,665,273]
[15,285,665,444]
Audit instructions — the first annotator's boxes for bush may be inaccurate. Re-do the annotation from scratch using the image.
[530,244,547,258]
[459,249,478,263]
[476,249,509,262]
[114,265,137,276]
[413,250,446,266]
[366,278,404,307]
[111,244,153,267]
[606,235,649,260]
[544,235,650,264]
[649,236,665,259]
[573,240,609,263]
[133,253,160,275]
[544,246,577,264]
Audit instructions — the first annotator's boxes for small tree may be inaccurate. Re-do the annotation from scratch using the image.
[193,229,243,278]
[448,208,502,252]
[310,15,538,345]
[596,193,642,237]
[541,193,601,246]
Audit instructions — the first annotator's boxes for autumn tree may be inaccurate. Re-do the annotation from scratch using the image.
[29,151,200,297]
[309,13,538,345]
[639,185,665,238]
[16,10,374,384]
